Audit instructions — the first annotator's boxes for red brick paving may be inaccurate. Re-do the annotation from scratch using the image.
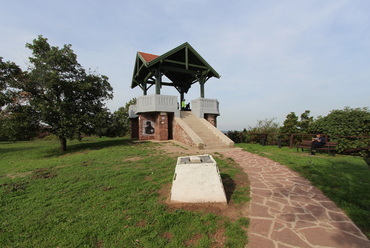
[221,149,370,248]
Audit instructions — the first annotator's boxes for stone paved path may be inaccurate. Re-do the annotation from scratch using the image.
[221,149,370,248]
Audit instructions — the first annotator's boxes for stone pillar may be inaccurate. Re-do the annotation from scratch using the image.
[156,112,169,140]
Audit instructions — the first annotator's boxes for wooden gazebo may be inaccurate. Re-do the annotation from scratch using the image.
[131,42,220,103]
[129,43,222,143]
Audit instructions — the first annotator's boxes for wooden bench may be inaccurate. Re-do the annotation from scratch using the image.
[296,140,338,156]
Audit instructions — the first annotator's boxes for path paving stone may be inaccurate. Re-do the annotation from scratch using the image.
[221,149,370,248]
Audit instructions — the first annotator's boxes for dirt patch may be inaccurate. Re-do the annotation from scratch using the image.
[136,219,146,227]
[31,168,57,179]
[101,186,115,191]
[152,140,244,157]
[162,231,173,241]
[211,226,227,248]
[122,157,142,162]
[1,181,28,192]
[150,141,201,157]
[5,171,32,179]
[184,233,204,247]
[158,179,249,221]
[81,160,96,167]
[166,201,248,221]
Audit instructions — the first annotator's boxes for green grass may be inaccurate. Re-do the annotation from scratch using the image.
[236,143,370,238]
[1,137,249,248]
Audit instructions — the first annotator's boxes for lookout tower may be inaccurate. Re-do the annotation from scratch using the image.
[129,43,233,149]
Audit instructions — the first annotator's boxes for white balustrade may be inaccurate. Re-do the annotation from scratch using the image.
[129,95,219,119]
[129,95,179,117]
[191,97,219,118]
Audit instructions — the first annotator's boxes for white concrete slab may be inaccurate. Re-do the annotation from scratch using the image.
[170,154,227,203]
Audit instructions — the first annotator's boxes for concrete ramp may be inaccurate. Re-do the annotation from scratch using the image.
[180,111,234,149]
[170,154,227,203]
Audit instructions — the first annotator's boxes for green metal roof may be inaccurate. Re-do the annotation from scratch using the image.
[131,42,220,94]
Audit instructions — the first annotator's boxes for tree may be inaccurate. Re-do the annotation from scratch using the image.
[24,35,113,151]
[309,107,370,153]
[0,57,26,110]
[92,108,113,138]
[0,105,39,141]
[248,117,280,133]
[246,117,280,144]
[92,98,137,138]
[111,98,136,137]
[280,112,299,134]
[280,110,313,134]
[1,58,39,141]
[299,110,313,133]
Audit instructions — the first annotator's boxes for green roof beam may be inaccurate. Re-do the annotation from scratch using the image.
[162,59,209,70]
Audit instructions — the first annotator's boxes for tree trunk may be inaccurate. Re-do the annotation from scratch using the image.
[59,136,67,152]
[364,157,370,166]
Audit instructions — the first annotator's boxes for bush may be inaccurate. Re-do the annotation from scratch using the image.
[310,107,370,154]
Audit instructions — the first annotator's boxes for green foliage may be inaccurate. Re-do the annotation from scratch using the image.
[91,108,113,137]
[280,112,299,134]
[247,117,280,133]
[226,130,246,143]
[0,105,39,141]
[280,110,313,134]
[0,138,250,247]
[226,118,281,144]
[237,143,370,238]
[24,35,113,151]
[109,98,137,137]
[244,118,280,144]
[310,107,370,154]
[299,110,314,132]
[0,57,26,110]
[1,58,39,141]
[92,98,137,138]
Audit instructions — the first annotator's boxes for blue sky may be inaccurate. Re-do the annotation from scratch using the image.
[1,0,369,130]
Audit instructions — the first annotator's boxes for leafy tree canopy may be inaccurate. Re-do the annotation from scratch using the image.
[0,105,39,141]
[248,117,280,133]
[1,57,39,141]
[92,98,136,138]
[112,97,136,136]
[280,112,299,134]
[0,57,27,110]
[24,35,113,151]
[310,107,370,136]
[280,110,314,134]
[310,107,370,154]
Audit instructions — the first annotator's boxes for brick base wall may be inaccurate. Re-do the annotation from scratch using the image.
[172,118,197,147]
[137,112,169,141]
[131,111,217,148]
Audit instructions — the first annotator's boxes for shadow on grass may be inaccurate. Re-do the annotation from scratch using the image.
[221,173,236,203]
[0,146,36,155]
[45,138,144,157]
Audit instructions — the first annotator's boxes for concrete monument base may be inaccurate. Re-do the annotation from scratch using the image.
[170,154,227,203]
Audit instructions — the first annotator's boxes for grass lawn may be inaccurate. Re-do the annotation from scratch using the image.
[0,137,250,248]
[236,143,370,239]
